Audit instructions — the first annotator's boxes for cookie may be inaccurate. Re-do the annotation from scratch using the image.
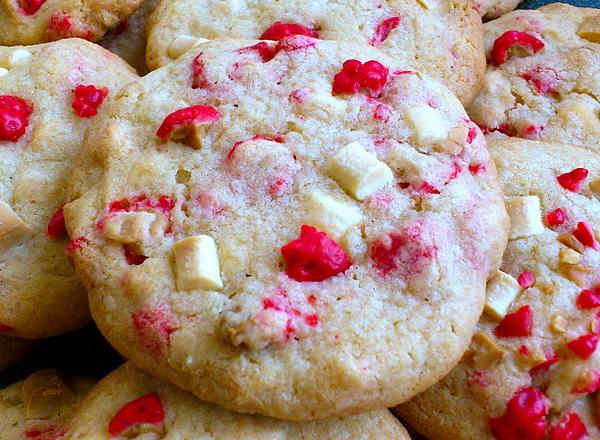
[65,362,410,439]
[0,369,95,440]
[0,336,35,370]
[145,0,485,105]
[0,0,143,46]
[63,37,508,419]
[477,0,522,21]
[468,4,600,149]
[99,0,161,75]
[0,40,138,339]
[397,138,600,439]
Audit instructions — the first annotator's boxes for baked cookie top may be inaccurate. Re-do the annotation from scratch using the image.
[468,3,600,149]
[477,0,522,20]
[0,39,138,339]
[145,0,485,105]
[0,0,143,46]
[0,336,35,370]
[66,362,410,439]
[64,37,507,420]
[0,369,95,440]
[99,0,160,75]
[397,138,600,440]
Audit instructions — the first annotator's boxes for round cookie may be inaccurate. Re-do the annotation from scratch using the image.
[64,37,508,419]
[477,0,522,21]
[0,0,143,46]
[145,0,485,105]
[99,0,161,75]
[397,138,600,439]
[0,39,138,339]
[468,4,600,149]
[0,369,95,440]
[0,336,35,370]
[66,362,411,439]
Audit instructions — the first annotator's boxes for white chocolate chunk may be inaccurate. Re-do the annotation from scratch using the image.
[103,211,166,244]
[590,177,600,197]
[307,89,347,116]
[168,35,209,59]
[505,196,545,240]
[0,201,31,238]
[406,105,452,145]
[485,270,522,320]
[9,49,31,66]
[0,68,8,77]
[174,235,223,291]
[305,190,362,239]
[328,142,394,201]
[578,16,600,43]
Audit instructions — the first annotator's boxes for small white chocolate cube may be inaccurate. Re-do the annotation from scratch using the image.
[328,142,394,201]
[103,211,166,244]
[0,68,8,77]
[505,196,545,240]
[168,35,209,59]
[307,89,347,116]
[485,270,522,320]
[406,105,452,145]
[305,190,362,239]
[174,235,223,291]
[590,177,600,197]
[0,201,31,238]
[9,49,31,66]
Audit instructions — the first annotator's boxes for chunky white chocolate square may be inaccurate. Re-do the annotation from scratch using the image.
[174,235,223,291]
[0,201,31,238]
[578,16,600,43]
[328,142,394,201]
[9,49,31,66]
[103,211,166,244]
[406,105,452,145]
[305,190,362,239]
[168,35,209,59]
[505,196,545,240]
[307,89,347,116]
[485,270,522,320]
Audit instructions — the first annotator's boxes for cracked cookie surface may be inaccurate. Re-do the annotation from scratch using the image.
[0,0,143,46]
[145,0,485,105]
[468,3,600,150]
[66,362,410,439]
[0,39,138,339]
[64,37,507,420]
[397,138,600,440]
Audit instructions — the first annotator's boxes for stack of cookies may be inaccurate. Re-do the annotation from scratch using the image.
[0,0,597,439]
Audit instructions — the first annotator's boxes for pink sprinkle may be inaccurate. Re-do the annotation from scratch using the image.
[195,193,225,218]
[518,271,535,288]
[268,176,289,196]
[519,345,529,355]
[65,236,88,255]
[521,124,545,139]
[370,16,401,46]
[468,370,490,388]
[289,88,309,103]
[373,103,391,122]
[304,313,319,327]
[307,294,317,305]
[521,66,558,95]
[469,163,486,175]
[191,52,208,89]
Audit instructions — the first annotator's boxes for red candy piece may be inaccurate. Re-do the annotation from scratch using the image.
[131,306,176,355]
[517,271,535,289]
[281,225,351,282]
[491,30,545,66]
[124,245,147,266]
[577,288,600,309]
[557,168,588,192]
[156,105,220,142]
[529,352,559,376]
[488,386,548,440]
[237,41,279,62]
[108,392,165,437]
[0,95,33,142]
[260,22,317,40]
[65,236,88,255]
[370,16,401,46]
[549,413,587,440]
[494,305,533,338]
[572,370,600,394]
[573,221,599,250]
[332,59,389,98]
[71,85,108,118]
[521,66,558,95]
[191,52,208,89]
[46,206,66,238]
[567,333,599,359]
[545,208,568,226]
[18,0,45,15]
